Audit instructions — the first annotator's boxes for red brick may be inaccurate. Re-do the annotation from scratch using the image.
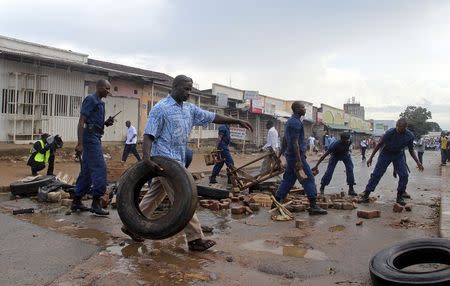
[219,201,230,209]
[295,219,307,228]
[249,203,260,212]
[231,197,240,202]
[231,206,246,215]
[405,204,412,212]
[245,206,254,215]
[342,202,355,210]
[356,220,363,226]
[393,203,404,213]
[357,210,381,219]
[208,201,220,211]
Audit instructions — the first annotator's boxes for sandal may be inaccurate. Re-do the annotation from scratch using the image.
[188,239,216,251]
[121,226,145,242]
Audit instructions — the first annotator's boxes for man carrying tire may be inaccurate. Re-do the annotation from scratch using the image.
[71,79,115,216]
[122,75,253,251]
[361,118,424,205]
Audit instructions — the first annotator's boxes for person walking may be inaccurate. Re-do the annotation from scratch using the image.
[209,124,235,184]
[360,118,424,206]
[71,79,115,215]
[440,132,448,166]
[416,135,425,164]
[312,132,357,196]
[360,138,368,160]
[273,101,327,215]
[122,120,141,163]
[260,120,280,174]
[308,135,316,154]
[122,75,253,251]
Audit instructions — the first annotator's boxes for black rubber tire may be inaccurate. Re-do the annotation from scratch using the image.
[10,175,55,196]
[116,157,197,240]
[196,184,230,200]
[370,238,450,286]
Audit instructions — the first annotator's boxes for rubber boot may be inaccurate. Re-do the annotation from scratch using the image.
[91,196,109,216]
[71,196,91,212]
[348,185,357,196]
[308,198,327,215]
[396,193,406,206]
[319,185,325,196]
[209,176,218,184]
[360,191,370,203]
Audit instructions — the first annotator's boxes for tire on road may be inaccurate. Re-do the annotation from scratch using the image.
[196,185,230,200]
[116,157,197,240]
[10,175,55,196]
[370,238,450,286]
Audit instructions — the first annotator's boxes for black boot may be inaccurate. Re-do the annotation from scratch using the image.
[348,185,357,196]
[319,185,325,195]
[91,196,109,216]
[308,198,327,215]
[396,193,406,206]
[71,196,91,212]
[360,191,370,203]
[402,191,411,199]
[209,176,217,184]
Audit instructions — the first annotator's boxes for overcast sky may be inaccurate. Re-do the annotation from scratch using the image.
[1,0,449,129]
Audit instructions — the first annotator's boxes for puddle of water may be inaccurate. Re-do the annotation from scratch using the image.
[241,239,327,260]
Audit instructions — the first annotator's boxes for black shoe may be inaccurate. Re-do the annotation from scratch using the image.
[348,185,357,196]
[402,192,411,199]
[396,194,406,206]
[319,185,325,196]
[91,196,109,216]
[308,198,327,215]
[71,196,91,212]
[360,191,370,203]
[209,176,218,184]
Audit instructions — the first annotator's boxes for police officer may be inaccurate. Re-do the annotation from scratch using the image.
[361,118,424,205]
[71,79,115,215]
[312,132,357,196]
[27,133,56,176]
[274,101,327,215]
[209,124,235,184]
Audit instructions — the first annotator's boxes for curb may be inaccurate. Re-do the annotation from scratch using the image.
[440,191,450,238]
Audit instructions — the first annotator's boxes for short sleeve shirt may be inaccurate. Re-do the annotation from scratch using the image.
[144,95,215,165]
[284,115,307,157]
[80,93,105,130]
[328,139,352,157]
[126,126,138,144]
[218,125,231,150]
[381,128,414,155]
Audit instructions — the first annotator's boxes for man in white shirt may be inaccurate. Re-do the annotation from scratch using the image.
[308,135,316,154]
[360,138,368,160]
[122,121,141,163]
[260,120,280,174]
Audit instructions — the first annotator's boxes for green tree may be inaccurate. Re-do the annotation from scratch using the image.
[426,121,442,132]
[399,106,432,137]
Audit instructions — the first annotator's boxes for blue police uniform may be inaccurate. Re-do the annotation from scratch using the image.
[320,139,355,187]
[75,93,107,198]
[211,124,234,176]
[275,115,317,201]
[364,128,414,194]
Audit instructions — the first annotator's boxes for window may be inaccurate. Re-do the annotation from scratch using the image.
[55,94,68,116]
[22,90,34,115]
[1,89,16,114]
[69,96,82,117]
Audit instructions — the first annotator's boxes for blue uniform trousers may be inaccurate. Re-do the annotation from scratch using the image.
[211,148,234,176]
[75,134,107,197]
[275,155,317,201]
[365,152,408,194]
[320,154,355,187]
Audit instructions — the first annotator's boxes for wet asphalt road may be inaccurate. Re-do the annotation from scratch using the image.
[0,150,446,286]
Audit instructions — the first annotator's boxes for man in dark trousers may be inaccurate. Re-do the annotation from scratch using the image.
[312,132,357,196]
[273,101,327,215]
[27,133,60,176]
[361,118,424,205]
[209,124,235,184]
[360,138,368,160]
[122,120,141,163]
[71,79,115,215]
